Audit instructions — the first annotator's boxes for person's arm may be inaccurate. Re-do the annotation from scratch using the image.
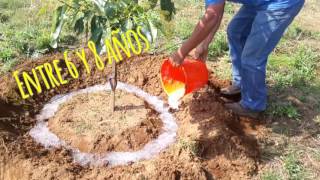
[190,16,222,61]
[170,1,225,66]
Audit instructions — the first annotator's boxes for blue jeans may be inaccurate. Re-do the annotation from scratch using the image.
[227,0,305,111]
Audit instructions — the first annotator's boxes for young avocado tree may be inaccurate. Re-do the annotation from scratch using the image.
[50,0,175,52]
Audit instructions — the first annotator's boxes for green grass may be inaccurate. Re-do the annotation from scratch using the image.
[208,32,229,59]
[0,0,78,74]
[175,0,202,9]
[267,44,320,120]
[267,102,300,120]
[285,23,320,40]
[224,3,236,15]
[261,170,283,180]
[283,152,307,180]
[0,47,15,63]
[0,0,52,73]
[175,19,195,40]
[268,45,319,91]
[178,138,199,156]
[0,0,28,9]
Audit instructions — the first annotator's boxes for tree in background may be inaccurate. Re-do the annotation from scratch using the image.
[51,0,176,52]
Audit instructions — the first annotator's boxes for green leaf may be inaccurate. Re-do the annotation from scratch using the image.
[90,15,103,53]
[92,0,105,15]
[105,3,116,19]
[140,26,152,44]
[37,5,47,16]
[74,17,84,35]
[147,19,158,42]
[148,0,158,9]
[120,19,133,32]
[160,0,175,21]
[50,5,68,48]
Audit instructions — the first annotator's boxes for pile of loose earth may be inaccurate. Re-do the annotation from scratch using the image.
[49,91,162,153]
[0,51,267,179]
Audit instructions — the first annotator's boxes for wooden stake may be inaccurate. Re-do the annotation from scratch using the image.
[109,60,117,112]
[111,90,115,112]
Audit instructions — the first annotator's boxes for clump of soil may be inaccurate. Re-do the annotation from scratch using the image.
[48,91,162,153]
[0,51,267,179]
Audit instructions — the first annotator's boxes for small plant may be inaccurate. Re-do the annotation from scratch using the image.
[0,58,18,75]
[0,47,14,63]
[267,102,300,120]
[36,33,52,50]
[261,170,283,180]
[285,24,303,40]
[224,3,235,15]
[179,138,199,156]
[176,19,194,40]
[283,152,306,180]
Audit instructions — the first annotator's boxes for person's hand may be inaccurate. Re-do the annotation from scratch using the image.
[169,49,185,67]
[189,44,208,62]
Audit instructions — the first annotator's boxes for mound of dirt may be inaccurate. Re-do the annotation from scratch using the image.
[0,51,266,179]
[48,91,162,153]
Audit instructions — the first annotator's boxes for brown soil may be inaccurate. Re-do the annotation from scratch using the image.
[0,51,267,179]
[48,91,162,153]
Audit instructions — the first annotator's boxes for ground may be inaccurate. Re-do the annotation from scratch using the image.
[49,91,162,153]
[0,54,262,179]
[1,0,320,180]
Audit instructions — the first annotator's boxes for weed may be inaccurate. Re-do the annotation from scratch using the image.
[285,24,303,40]
[0,47,15,63]
[0,0,28,9]
[175,0,202,8]
[261,170,283,180]
[224,3,236,15]
[175,19,194,40]
[208,32,229,59]
[35,33,51,50]
[285,23,320,40]
[0,0,64,73]
[179,138,199,156]
[1,58,18,72]
[269,46,318,90]
[283,152,307,180]
[267,102,300,120]
[268,54,293,68]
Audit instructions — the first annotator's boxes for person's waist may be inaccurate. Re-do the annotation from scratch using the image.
[229,0,304,9]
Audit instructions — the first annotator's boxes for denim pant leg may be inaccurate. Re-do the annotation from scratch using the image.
[227,6,257,88]
[240,0,305,111]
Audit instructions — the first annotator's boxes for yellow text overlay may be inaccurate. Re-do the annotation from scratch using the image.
[13,26,150,99]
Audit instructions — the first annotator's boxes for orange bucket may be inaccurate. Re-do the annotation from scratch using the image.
[160,59,209,96]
